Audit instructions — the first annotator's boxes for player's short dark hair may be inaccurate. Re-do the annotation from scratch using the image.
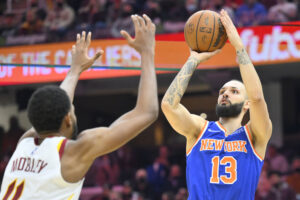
[27,85,71,134]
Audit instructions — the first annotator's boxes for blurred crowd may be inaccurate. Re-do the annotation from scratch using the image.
[0,116,300,200]
[0,0,300,45]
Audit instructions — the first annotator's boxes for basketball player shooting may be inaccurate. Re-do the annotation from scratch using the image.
[161,10,272,199]
[0,14,158,200]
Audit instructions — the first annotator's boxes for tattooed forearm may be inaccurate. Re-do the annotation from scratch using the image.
[236,49,251,65]
[164,57,198,105]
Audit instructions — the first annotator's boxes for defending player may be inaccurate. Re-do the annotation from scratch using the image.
[161,10,272,199]
[0,14,158,200]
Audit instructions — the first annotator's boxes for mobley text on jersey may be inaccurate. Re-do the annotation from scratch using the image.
[10,157,48,174]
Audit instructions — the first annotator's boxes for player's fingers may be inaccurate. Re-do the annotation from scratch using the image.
[143,14,151,26]
[120,30,134,44]
[72,45,76,54]
[200,113,207,119]
[137,15,146,28]
[85,32,91,48]
[210,49,221,56]
[76,33,80,45]
[92,50,103,62]
[143,14,155,30]
[131,15,139,30]
[80,31,86,45]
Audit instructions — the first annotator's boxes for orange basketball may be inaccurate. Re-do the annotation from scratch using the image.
[184,10,228,52]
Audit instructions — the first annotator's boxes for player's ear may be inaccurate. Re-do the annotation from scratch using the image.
[63,112,72,127]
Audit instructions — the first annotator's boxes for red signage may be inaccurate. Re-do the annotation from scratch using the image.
[1,22,300,85]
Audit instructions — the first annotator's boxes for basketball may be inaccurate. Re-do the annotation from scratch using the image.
[184,10,228,52]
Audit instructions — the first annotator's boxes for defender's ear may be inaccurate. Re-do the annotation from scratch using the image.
[64,112,72,127]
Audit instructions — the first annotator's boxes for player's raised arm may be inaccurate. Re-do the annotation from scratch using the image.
[62,14,159,182]
[220,9,272,158]
[161,50,219,142]
[18,31,103,143]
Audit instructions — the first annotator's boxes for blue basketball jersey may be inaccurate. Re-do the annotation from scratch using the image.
[186,121,263,200]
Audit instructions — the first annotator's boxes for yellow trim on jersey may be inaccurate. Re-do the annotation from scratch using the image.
[57,139,64,153]
[67,194,74,200]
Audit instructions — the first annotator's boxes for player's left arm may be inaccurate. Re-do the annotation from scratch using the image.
[220,10,272,158]
[18,31,103,143]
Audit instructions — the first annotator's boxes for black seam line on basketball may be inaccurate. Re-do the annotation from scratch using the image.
[207,13,215,52]
[195,11,205,52]
[184,26,189,48]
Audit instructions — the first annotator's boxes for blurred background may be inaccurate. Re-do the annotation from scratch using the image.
[0,0,300,199]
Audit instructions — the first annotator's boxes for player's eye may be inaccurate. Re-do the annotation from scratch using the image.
[232,90,238,94]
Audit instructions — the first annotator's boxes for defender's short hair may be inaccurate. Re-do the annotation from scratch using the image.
[27,86,71,134]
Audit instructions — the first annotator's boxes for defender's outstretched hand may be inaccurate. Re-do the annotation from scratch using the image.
[120,14,156,54]
[220,9,243,50]
[71,31,104,73]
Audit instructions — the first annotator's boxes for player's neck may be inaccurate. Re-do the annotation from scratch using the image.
[218,116,242,135]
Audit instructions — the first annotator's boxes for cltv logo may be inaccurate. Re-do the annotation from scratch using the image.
[240,26,300,62]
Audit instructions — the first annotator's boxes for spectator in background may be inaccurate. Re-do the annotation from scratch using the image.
[166,164,186,193]
[3,116,25,154]
[132,169,154,199]
[175,187,188,200]
[19,10,44,35]
[109,191,122,200]
[260,0,277,9]
[110,2,135,38]
[236,0,267,26]
[208,0,235,21]
[142,0,162,32]
[44,0,75,40]
[161,191,175,200]
[269,171,297,200]
[255,172,276,200]
[268,0,297,23]
[77,0,108,29]
[162,0,197,33]
[266,145,289,174]
[146,158,168,198]
[122,180,133,200]
[286,157,300,195]
[0,13,22,36]
[156,145,170,168]
[96,155,120,186]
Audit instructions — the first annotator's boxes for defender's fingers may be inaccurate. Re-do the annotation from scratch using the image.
[92,51,103,61]
[86,32,91,48]
[80,31,86,45]
[120,30,134,44]
[137,15,145,27]
[76,34,80,45]
[131,15,139,30]
[72,45,76,54]
[143,14,152,27]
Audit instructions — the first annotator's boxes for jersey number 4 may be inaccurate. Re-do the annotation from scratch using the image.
[2,179,25,200]
[210,156,237,184]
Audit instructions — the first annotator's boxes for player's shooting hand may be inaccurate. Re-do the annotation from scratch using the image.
[71,31,103,74]
[190,49,221,64]
[220,9,243,50]
[120,14,156,54]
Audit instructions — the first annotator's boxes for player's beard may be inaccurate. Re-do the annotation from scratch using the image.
[216,101,244,118]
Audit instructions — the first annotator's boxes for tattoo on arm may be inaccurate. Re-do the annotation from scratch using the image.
[237,49,251,65]
[165,57,199,105]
